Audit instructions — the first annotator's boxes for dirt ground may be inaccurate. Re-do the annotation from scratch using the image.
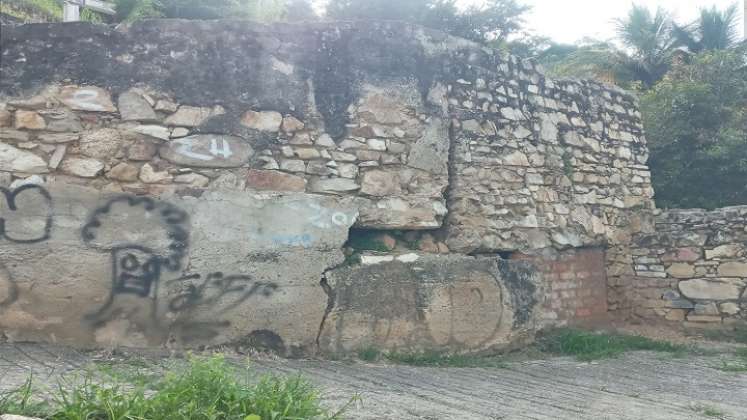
[1,341,746,420]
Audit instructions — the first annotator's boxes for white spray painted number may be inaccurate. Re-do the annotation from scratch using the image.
[287,201,349,229]
[71,88,106,111]
[174,136,233,161]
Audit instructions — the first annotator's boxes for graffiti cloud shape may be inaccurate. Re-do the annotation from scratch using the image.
[0,185,53,244]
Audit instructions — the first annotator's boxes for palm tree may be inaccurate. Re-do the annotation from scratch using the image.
[615,4,677,88]
[672,4,742,53]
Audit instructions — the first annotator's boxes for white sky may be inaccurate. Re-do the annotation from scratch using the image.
[465,0,746,44]
[314,0,746,44]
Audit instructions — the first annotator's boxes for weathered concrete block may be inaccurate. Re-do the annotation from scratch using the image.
[318,254,542,354]
[0,184,358,354]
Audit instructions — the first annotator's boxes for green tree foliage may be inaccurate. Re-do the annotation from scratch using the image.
[0,0,310,23]
[539,40,638,87]
[615,4,677,88]
[112,0,294,22]
[673,4,742,53]
[326,0,529,45]
[641,49,747,208]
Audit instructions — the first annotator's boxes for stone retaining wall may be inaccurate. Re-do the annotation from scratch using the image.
[0,20,653,352]
[631,207,747,326]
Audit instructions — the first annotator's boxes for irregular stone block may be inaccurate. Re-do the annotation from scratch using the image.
[60,157,104,178]
[706,244,744,260]
[59,86,116,112]
[308,177,360,194]
[360,169,401,196]
[240,110,282,132]
[0,143,48,173]
[43,109,83,132]
[679,278,743,301]
[281,115,304,133]
[118,90,158,122]
[130,124,170,140]
[666,263,695,279]
[718,262,747,277]
[719,302,740,315]
[164,105,225,127]
[685,314,722,323]
[79,128,123,159]
[357,197,447,230]
[173,172,210,187]
[246,169,307,192]
[0,128,29,141]
[406,118,449,175]
[37,133,79,144]
[160,134,253,168]
[319,254,542,354]
[107,162,139,182]
[139,163,172,184]
[14,110,46,130]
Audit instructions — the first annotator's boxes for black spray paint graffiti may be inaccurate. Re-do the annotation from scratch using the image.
[81,195,189,321]
[0,185,53,244]
[167,272,277,313]
[79,195,280,345]
[167,272,278,343]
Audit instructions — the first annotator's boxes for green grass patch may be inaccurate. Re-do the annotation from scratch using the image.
[357,346,381,362]
[537,328,688,361]
[374,350,507,368]
[716,347,747,373]
[0,355,353,420]
[355,345,508,367]
[0,376,52,418]
[692,403,727,418]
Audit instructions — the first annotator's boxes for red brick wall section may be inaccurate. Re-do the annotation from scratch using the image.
[511,248,608,325]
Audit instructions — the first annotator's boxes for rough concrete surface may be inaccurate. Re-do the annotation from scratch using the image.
[0,343,745,420]
[0,183,358,354]
[320,254,542,354]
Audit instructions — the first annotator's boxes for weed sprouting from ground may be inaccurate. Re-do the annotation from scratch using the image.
[384,351,508,368]
[716,347,747,373]
[355,347,508,368]
[356,328,695,366]
[691,403,727,418]
[357,347,381,362]
[0,355,352,420]
[0,376,51,417]
[536,328,688,361]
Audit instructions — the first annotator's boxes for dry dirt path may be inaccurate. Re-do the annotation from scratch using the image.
[1,343,746,420]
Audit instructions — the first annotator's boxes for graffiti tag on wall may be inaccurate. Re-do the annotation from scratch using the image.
[0,185,53,244]
[81,196,189,321]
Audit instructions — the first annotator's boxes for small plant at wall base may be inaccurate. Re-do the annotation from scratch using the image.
[536,328,688,361]
[0,355,353,420]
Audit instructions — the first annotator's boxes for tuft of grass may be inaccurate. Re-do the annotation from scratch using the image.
[0,376,52,417]
[537,328,688,361]
[716,347,747,373]
[384,350,508,368]
[357,346,381,362]
[692,403,726,418]
[0,355,351,420]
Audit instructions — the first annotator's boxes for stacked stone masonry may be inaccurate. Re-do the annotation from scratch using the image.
[630,207,747,326]
[0,19,735,354]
